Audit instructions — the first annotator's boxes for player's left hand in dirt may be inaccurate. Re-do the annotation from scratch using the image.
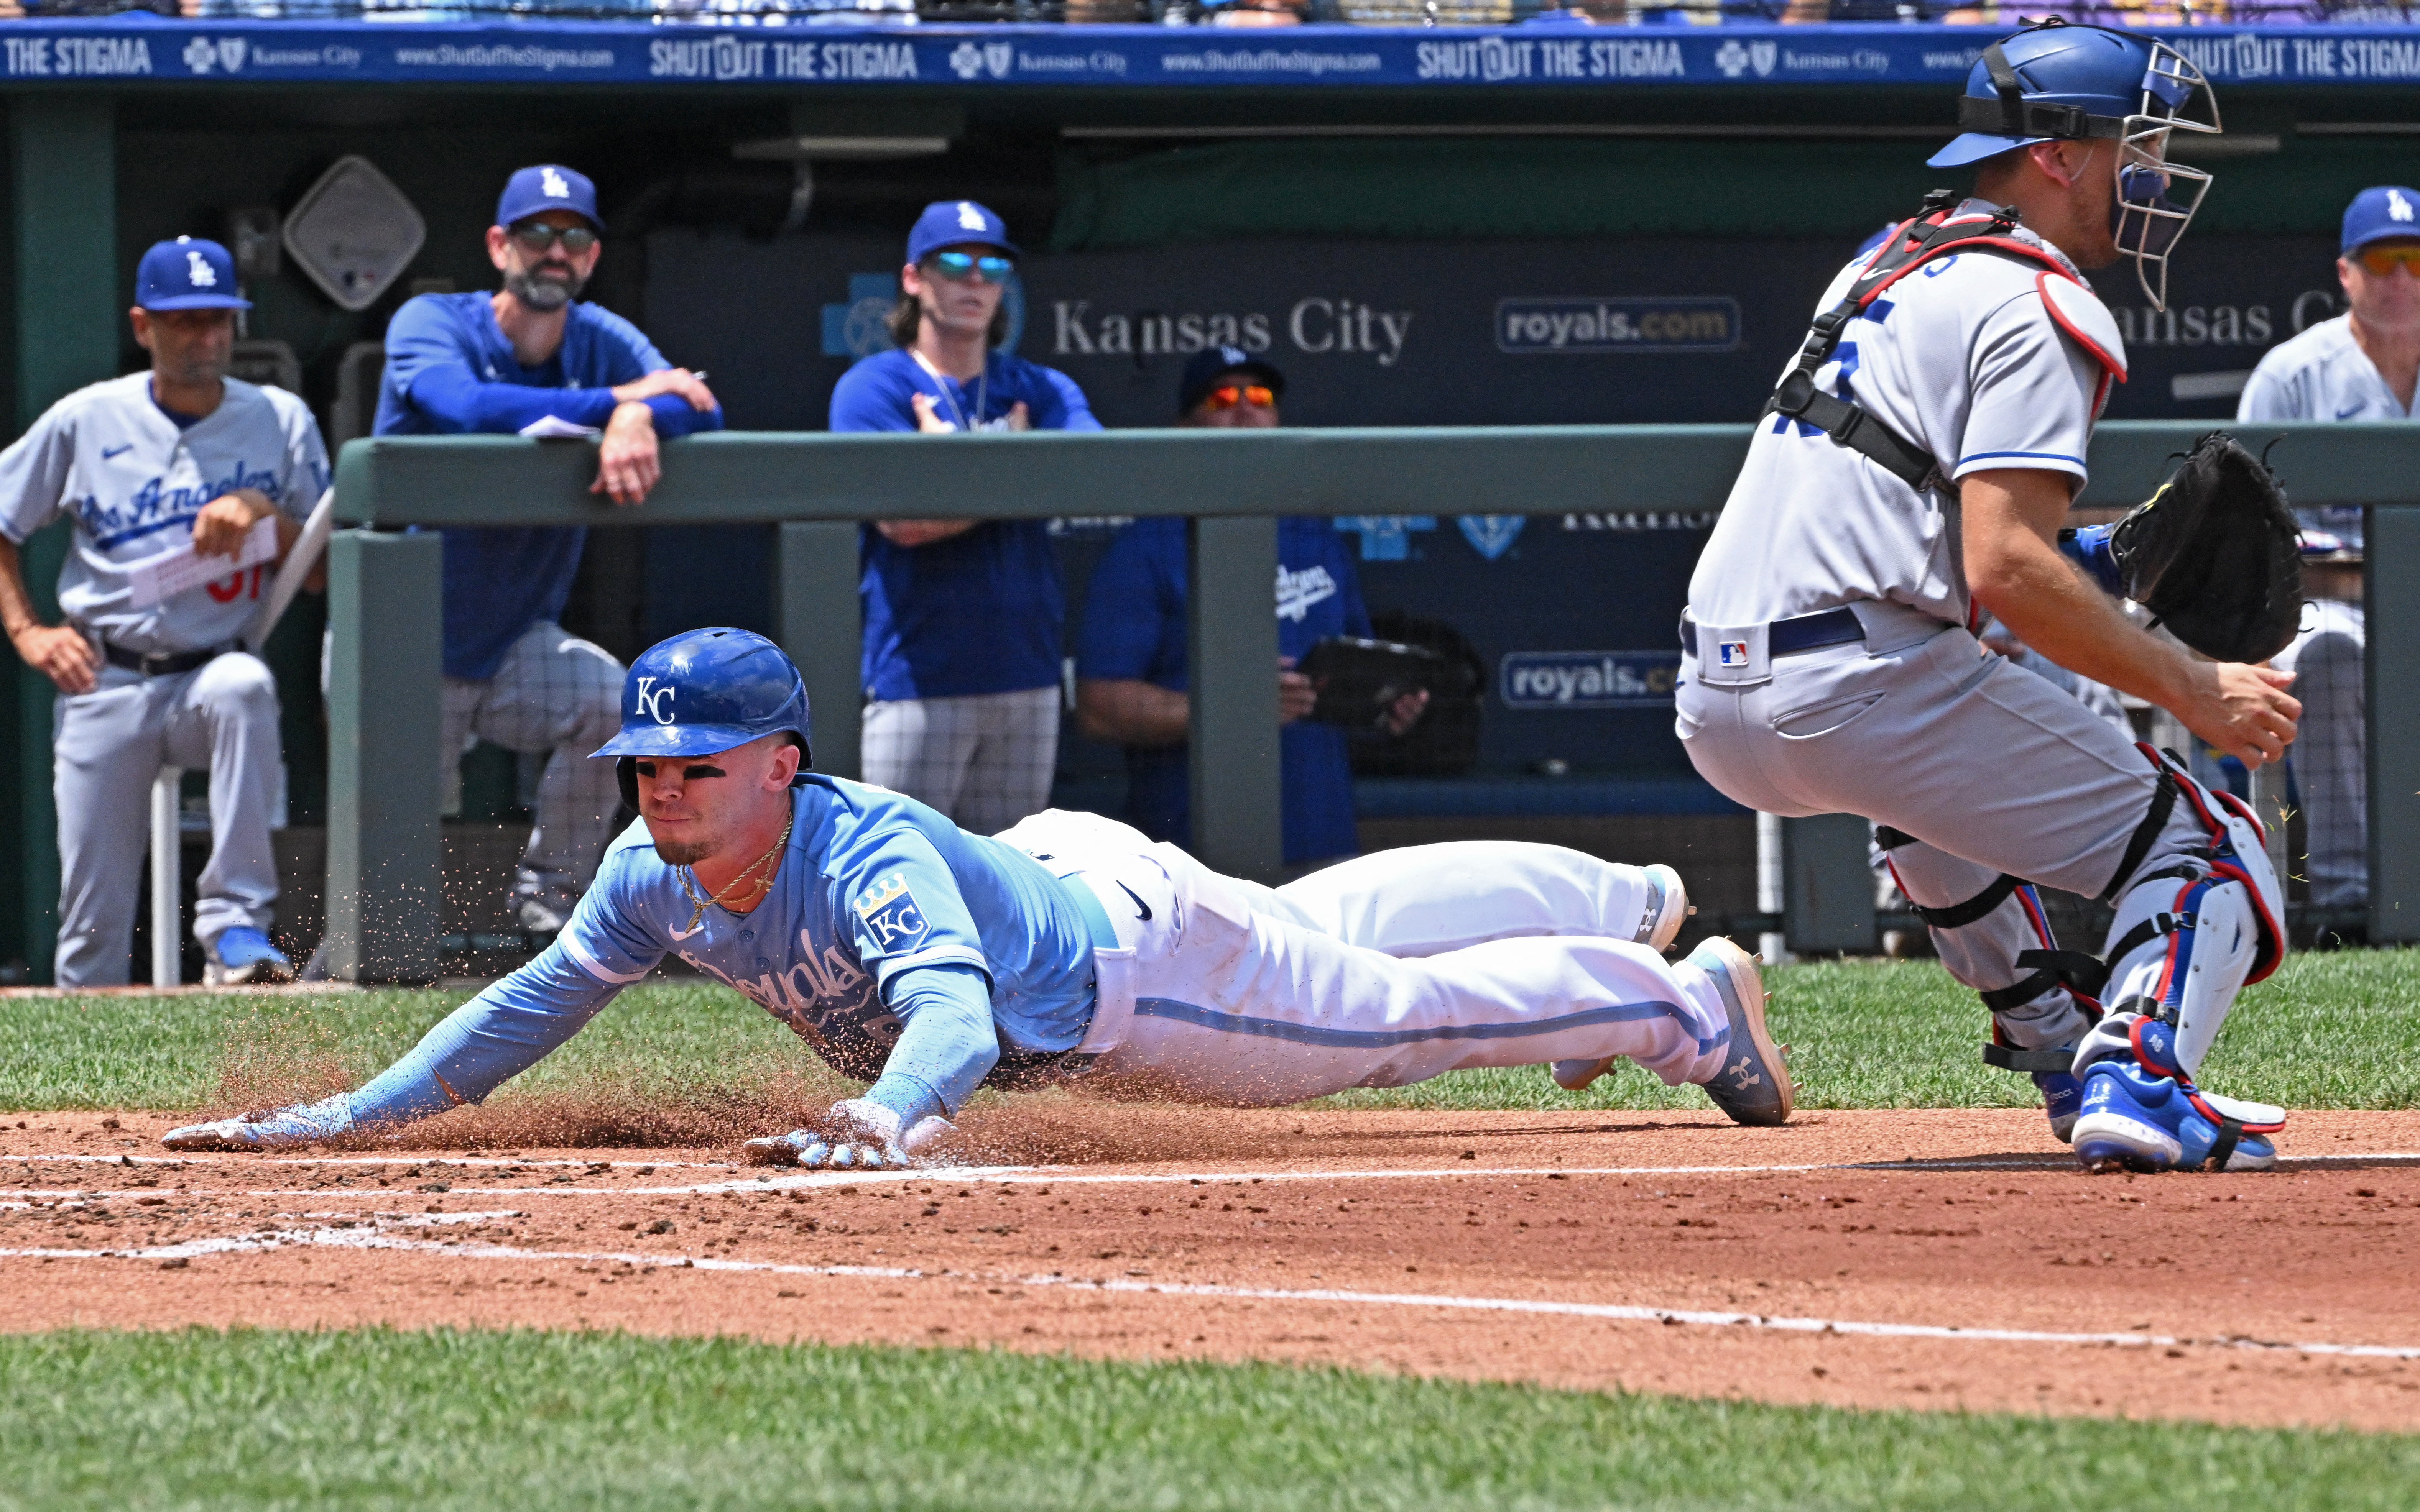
[741,1098,955,1169]
[160,1093,355,1152]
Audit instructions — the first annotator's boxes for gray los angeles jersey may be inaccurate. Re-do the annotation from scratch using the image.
[2237,314,2414,422]
[1690,211,2119,630]
[0,373,329,655]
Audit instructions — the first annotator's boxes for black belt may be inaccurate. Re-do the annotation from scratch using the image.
[1679,607,1866,657]
[103,642,225,677]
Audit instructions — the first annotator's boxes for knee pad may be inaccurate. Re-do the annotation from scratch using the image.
[2097,749,2285,1078]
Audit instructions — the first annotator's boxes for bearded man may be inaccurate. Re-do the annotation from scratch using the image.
[373,164,723,937]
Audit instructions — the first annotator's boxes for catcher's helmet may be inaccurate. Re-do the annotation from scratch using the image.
[1930,20,2219,312]
[592,627,811,765]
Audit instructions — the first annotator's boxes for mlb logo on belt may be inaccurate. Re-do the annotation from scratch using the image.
[1718,641,1751,669]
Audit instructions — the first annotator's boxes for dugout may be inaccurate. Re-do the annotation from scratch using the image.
[0,15,2412,981]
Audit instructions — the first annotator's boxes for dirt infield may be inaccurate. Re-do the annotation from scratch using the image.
[6,1106,2419,1431]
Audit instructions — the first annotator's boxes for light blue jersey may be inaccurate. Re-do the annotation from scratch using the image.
[345,777,1101,1130]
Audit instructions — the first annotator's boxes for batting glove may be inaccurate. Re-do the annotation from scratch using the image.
[740,1098,955,1169]
[161,1093,355,1152]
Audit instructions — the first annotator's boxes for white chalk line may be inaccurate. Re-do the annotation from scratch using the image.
[6,1214,2418,1364]
[7,1148,2420,1205]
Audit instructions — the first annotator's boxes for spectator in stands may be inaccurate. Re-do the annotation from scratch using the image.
[0,238,326,986]
[830,200,1098,836]
[2235,183,2413,916]
[376,163,722,936]
[1075,346,1423,870]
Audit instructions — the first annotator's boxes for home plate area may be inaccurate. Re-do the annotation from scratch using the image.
[6,1107,2420,1431]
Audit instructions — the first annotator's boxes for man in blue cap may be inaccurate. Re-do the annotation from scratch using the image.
[0,238,329,984]
[1682,21,2302,1173]
[377,164,724,936]
[2240,185,2420,424]
[2233,184,2417,924]
[829,200,1099,838]
[1076,346,1424,872]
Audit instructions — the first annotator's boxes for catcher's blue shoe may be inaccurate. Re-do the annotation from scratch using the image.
[2070,1060,2281,1173]
[2037,1065,2085,1144]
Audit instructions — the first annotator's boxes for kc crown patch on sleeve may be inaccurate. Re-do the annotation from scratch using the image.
[853,871,932,953]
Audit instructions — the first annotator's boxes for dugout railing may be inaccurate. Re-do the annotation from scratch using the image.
[323,422,2417,982]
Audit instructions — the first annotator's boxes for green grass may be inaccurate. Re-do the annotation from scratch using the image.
[0,982,827,1115]
[1,1328,2413,1512]
[6,950,2419,1116]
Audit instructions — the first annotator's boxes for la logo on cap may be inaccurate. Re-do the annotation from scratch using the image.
[956,201,985,231]
[185,250,217,287]
[2392,188,2414,222]
[542,166,570,199]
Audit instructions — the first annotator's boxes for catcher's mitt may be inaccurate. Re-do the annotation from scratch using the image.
[2108,431,2303,664]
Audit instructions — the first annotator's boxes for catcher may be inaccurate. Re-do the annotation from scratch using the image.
[1678,20,2303,1172]
[163,629,1787,1166]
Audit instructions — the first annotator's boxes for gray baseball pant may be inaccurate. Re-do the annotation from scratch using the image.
[52,653,281,987]
[861,686,1060,836]
[1676,601,2223,1052]
[441,620,623,910]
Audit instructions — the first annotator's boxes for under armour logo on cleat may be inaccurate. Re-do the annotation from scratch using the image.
[1726,1058,1760,1087]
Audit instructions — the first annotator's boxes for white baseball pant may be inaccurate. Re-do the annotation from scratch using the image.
[993,810,1728,1107]
[52,653,282,987]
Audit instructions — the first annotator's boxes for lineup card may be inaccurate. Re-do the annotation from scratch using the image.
[125,515,279,611]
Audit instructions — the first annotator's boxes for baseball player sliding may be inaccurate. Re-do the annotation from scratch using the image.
[164,629,1789,1164]
[1680,21,2300,1173]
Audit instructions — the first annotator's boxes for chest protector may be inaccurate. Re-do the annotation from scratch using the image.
[1766,190,2125,495]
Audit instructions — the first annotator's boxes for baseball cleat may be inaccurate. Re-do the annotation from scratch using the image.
[2038,1065,2085,1144]
[201,926,293,987]
[2071,1060,2280,1174]
[1639,864,1691,954]
[1689,935,1794,1126]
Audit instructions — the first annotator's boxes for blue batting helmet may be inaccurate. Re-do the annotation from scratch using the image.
[592,628,811,765]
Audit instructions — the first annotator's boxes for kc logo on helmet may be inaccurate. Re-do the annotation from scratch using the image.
[633,675,677,724]
[1718,641,1751,669]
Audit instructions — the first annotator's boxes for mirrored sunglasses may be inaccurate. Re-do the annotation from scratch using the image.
[2357,243,2420,277]
[1203,383,1276,411]
[510,221,600,254]
[929,251,1014,284]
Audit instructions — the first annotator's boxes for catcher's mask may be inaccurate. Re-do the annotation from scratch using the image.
[1931,20,2220,312]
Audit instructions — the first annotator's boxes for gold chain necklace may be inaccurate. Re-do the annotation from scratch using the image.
[677,811,794,936]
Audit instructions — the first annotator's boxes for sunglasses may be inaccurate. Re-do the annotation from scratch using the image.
[510,221,600,255]
[927,251,1014,284]
[1202,383,1276,411]
[2356,243,2420,277]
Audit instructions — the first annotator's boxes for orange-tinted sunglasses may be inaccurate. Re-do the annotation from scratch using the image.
[2357,244,2420,276]
[1203,383,1276,411]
